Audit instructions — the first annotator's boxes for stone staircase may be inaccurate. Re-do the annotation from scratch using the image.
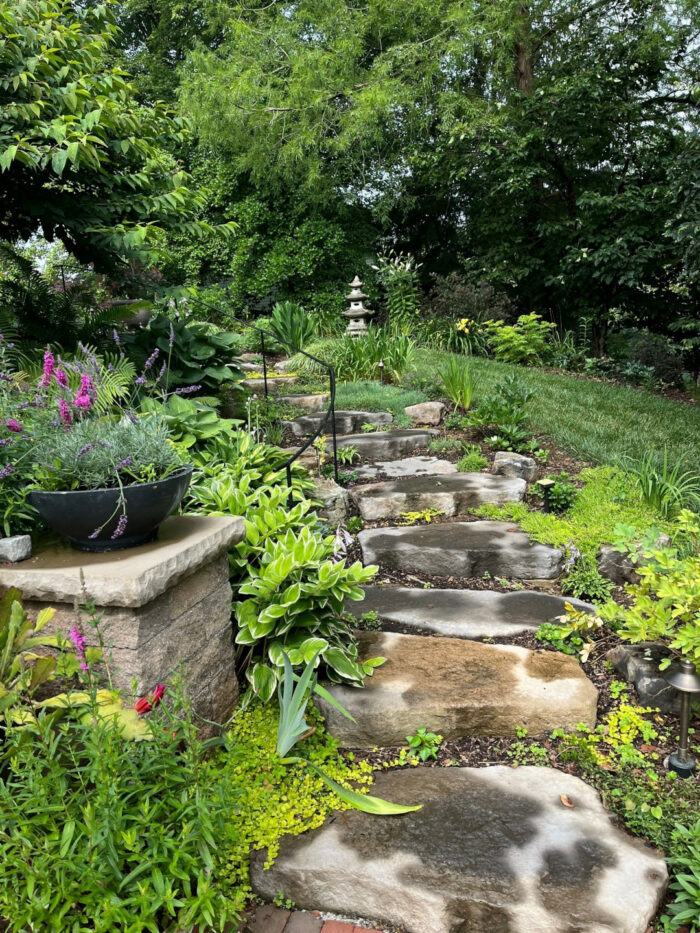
[251,411,668,933]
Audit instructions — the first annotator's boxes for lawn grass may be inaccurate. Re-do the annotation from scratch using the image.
[334,380,428,416]
[411,349,700,468]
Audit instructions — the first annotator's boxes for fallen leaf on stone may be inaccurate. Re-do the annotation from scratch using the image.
[560,794,575,808]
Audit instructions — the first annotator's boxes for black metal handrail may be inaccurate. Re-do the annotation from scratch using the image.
[188,297,339,493]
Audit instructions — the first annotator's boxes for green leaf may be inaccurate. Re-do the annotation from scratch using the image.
[288,758,421,815]
[248,662,277,702]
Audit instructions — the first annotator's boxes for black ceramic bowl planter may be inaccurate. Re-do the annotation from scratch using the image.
[29,466,193,552]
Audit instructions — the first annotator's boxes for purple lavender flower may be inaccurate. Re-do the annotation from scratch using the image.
[111,514,128,539]
[88,527,101,539]
[0,463,15,480]
[112,329,121,348]
[116,456,133,471]
[175,384,202,395]
[77,444,96,458]
[158,361,167,380]
[135,376,147,387]
[144,348,160,370]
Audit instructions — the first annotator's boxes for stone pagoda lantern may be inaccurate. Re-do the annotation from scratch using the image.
[343,275,375,337]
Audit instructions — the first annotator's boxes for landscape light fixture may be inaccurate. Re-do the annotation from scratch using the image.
[378,359,385,384]
[537,477,556,513]
[664,659,700,779]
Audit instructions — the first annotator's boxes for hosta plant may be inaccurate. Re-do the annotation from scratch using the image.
[235,525,380,700]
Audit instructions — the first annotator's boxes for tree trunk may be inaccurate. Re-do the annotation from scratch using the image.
[515,4,535,95]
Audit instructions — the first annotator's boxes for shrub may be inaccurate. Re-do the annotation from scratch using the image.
[438,356,477,411]
[539,472,579,513]
[423,273,516,326]
[269,300,315,351]
[598,536,700,669]
[483,313,556,364]
[375,251,421,333]
[0,681,239,933]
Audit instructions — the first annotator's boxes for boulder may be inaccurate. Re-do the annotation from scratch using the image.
[351,473,525,521]
[358,521,563,580]
[355,456,457,480]
[251,766,667,933]
[597,535,671,587]
[606,644,680,714]
[317,631,597,745]
[311,477,349,527]
[492,450,537,482]
[404,401,445,426]
[0,535,32,563]
[346,586,594,639]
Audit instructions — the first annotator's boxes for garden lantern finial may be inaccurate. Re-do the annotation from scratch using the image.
[343,275,374,337]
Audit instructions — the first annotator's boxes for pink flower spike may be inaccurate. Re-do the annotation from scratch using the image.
[39,349,55,386]
[58,398,72,426]
[6,419,23,433]
[55,369,68,388]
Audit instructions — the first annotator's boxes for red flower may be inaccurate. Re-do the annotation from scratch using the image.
[134,684,166,716]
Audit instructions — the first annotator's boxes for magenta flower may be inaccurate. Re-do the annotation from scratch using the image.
[39,349,56,387]
[6,419,22,433]
[58,398,72,426]
[74,374,95,411]
[68,626,89,673]
[55,369,68,388]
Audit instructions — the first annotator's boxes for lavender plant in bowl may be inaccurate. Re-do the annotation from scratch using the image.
[29,417,191,552]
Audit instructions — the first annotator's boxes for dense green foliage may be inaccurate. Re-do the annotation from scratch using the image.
[0,0,231,271]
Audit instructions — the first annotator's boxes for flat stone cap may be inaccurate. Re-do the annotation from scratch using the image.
[0,515,244,608]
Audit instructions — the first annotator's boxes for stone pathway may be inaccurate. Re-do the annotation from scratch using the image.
[359,520,563,578]
[351,473,525,520]
[346,586,594,638]
[250,425,667,933]
[289,410,393,437]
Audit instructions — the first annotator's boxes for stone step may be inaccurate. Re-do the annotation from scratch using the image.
[241,375,298,390]
[351,473,525,521]
[251,765,667,933]
[316,631,597,746]
[355,455,457,480]
[288,410,393,438]
[278,393,329,411]
[359,520,562,579]
[347,586,594,638]
[331,429,438,459]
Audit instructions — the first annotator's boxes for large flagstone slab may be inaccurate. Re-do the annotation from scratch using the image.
[332,429,439,459]
[289,410,393,437]
[347,586,594,638]
[316,631,597,746]
[352,473,525,520]
[355,455,457,480]
[251,766,667,933]
[359,520,562,579]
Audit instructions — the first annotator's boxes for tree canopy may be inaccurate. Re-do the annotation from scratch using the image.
[0,0,230,270]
